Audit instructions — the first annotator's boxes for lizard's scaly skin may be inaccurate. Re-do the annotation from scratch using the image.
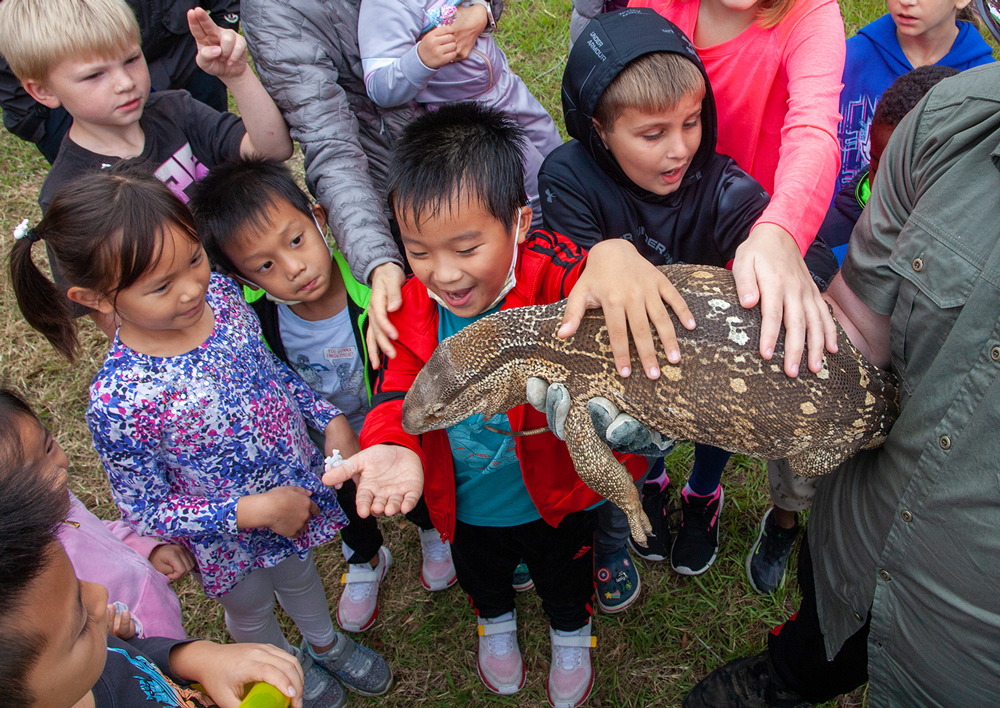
[402,265,899,545]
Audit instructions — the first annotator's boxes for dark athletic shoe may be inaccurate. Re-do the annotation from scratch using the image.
[671,486,724,575]
[746,508,800,595]
[628,479,672,562]
[683,651,807,708]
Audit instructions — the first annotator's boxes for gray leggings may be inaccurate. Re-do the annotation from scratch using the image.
[215,550,336,653]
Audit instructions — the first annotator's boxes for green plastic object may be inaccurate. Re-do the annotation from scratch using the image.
[238,683,290,708]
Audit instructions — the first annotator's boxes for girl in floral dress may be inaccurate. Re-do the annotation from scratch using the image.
[9,166,392,704]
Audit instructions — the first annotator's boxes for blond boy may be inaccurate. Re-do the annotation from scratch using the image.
[0,0,292,214]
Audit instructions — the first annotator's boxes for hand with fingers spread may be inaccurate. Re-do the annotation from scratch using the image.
[732,223,838,377]
[366,263,406,368]
[236,487,321,538]
[558,239,696,379]
[169,641,306,708]
[148,543,196,581]
[187,8,249,80]
[322,444,423,518]
[418,25,459,68]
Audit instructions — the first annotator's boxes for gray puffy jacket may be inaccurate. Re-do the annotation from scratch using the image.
[241,0,419,283]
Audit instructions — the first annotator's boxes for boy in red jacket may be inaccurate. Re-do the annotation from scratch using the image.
[324,102,693,708]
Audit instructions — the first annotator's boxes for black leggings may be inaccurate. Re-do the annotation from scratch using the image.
[451,510,597,631]
[336,479,434,563]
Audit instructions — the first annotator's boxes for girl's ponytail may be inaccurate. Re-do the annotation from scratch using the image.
[9,226,77,360]
[6,163,198,361]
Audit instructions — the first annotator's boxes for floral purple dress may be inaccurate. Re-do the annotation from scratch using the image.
[87,274,348,598]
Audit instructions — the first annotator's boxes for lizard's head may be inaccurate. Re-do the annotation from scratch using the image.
[402,311,534,434]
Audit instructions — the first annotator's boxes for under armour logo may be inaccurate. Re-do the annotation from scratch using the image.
[545,188,556,203]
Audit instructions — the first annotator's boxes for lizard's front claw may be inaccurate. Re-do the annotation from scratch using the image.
[628,509,653,547]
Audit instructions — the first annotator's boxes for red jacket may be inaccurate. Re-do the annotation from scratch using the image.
[359,231,646,541]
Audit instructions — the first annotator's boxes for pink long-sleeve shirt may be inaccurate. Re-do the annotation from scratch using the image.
[59,492,186,640]
[629,0,845,255]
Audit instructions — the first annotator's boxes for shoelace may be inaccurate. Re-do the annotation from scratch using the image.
[333,642,374,679]
[486,629,515,656]
[761,523,797,564]
[346,563,376,601]
[421,533,451,562]
[552,641,584,671]
[682,492,720,532]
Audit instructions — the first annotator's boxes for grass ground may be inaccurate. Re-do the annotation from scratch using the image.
[0,2,995,706]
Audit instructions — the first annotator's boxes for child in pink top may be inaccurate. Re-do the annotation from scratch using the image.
[627,0,845,578]
[0,388,192,640]
[631,0,845,365]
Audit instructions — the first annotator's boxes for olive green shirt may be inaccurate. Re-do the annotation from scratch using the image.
[810,63,1000,707]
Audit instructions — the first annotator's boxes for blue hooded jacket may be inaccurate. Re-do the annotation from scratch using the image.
[835,13,993,195]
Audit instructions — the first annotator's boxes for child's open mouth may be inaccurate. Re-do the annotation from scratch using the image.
[661,166,685,184]
[441,287,475,308]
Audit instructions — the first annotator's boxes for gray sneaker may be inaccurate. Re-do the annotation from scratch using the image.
[746,509,800,595]
[303,634,393,696]
[294,647,347,708]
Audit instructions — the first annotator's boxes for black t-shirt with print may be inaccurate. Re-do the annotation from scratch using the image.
[39,89,245,213]
[93,635,215,708]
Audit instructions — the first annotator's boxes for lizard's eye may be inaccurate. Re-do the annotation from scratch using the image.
[431,403,445,416]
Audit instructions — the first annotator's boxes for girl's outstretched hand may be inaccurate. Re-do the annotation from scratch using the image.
[149,544,196,581]
[169,641,305,708]
[732,223,838,377]
[188,8,248,79]
[559,240,695,380]
[322,444,423,518]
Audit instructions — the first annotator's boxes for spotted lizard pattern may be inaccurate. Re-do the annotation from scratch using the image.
[402,264,899,545]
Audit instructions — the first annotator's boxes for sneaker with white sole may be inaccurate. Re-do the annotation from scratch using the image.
[512,561,534,592]
[294,647,348,708]
[477,611,525,695]
[547,620,595,708]
[337,546,392,632]
[418,526,457,591]
[304,634,393,696]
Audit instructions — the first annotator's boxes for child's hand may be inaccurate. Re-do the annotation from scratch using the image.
[732,224,839,377]
[149,544,196,581]
[451,3,490,60]
[418,25,459,69]
[366,263,406,368]
[188,8,248,80]
[559,240,696,379]
[107,603,137,640]
[237,487,320,538]
[324,414,361,460]
[169,641,305,708]
[322,444,423,517]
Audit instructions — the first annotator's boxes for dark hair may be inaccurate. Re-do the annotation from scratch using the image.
[0,388,37,469]
[872,65,959,128]
[387,102,528,232]
[0,461,71,707]
[189,157,315,276]
[9,163,198,360]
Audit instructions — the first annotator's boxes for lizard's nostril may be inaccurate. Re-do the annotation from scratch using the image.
[431,403,445,415]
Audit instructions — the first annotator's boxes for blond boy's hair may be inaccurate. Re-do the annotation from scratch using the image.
[0,0,141,81]
[593,52,705,131]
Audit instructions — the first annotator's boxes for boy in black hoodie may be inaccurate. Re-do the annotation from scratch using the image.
[538,8,837,599]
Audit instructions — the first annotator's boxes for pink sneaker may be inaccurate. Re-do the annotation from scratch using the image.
[337,546,391,632]
[418,527,457,591]
[547,620,595,708]
[477,611,525,695]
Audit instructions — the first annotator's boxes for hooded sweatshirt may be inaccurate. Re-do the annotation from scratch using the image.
[538,8,769,268]
[836,14,994,194]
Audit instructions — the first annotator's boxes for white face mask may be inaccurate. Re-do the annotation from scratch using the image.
[245,213,331,307]
[429,210,522,314]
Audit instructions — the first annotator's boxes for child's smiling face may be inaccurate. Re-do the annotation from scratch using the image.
[399,196,532,317]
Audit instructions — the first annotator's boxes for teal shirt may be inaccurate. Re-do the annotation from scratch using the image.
[438,303,541,527]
